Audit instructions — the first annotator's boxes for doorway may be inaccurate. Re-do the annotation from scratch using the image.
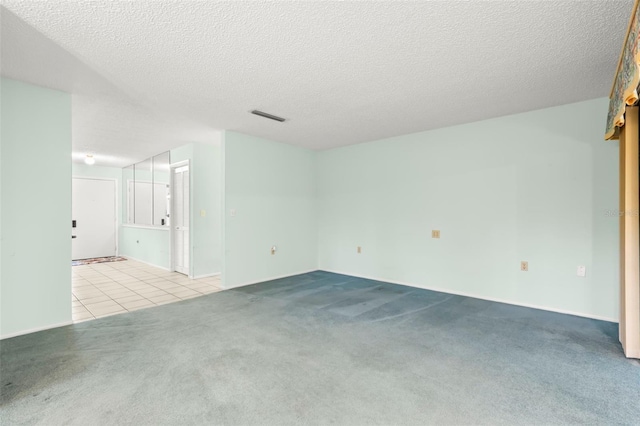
[72,177,117,260]
[171,162,190,276]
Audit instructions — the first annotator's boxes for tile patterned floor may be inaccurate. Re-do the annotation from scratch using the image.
[72,259,222,322]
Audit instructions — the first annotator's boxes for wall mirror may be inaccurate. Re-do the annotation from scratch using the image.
[123,165,134,224]
[123,151,171,227]
[134,158,153,226]
[153,152,171,226]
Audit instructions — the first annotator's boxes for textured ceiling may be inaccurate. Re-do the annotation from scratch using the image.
[0,1,634,167]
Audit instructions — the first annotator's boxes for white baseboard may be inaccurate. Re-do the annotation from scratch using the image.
[223,269,317,290]
[320,269,618,323]
[121,255,171,271]
[1,320,73,340]
[192,272,221,279]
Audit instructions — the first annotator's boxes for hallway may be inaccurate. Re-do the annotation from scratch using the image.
[72,259,221,321]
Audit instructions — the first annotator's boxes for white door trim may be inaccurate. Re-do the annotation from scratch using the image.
[170,160,191,277]
[71,176,119,257]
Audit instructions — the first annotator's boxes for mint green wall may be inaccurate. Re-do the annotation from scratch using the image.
[119,226,171,269]
[119,142,221,276]
[171,142,223,276]
[170,143,194,164]
[1,78,72,337]
[192,142,222,276]
[317,98,619,321]
[223,131,317,288]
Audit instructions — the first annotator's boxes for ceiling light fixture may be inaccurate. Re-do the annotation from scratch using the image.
[251,110,286,122]
[85,154,95,165]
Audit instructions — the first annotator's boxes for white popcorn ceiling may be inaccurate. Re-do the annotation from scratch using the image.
[0,1,634,167]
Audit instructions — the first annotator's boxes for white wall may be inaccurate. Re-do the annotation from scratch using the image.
[317,98,619,321]
[223,131,318,288]
[1,78,72,338]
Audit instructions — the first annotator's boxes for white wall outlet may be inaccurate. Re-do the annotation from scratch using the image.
[577,265,586,277]
[230,209,236,217]
[200,209,206,217]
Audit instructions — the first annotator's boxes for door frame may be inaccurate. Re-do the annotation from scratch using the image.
[170,160,192,277]
[71,176,119,257]
[619,106,640,358]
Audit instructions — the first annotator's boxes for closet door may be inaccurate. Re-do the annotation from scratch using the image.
[172,164,190,275]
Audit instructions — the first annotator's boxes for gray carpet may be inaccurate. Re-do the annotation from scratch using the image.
[1,271,639,425]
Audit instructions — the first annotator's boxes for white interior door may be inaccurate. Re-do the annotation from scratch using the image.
[172,165,190,275]
[72,178,116,260]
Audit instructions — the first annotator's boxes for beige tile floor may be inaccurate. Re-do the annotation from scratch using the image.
[72,259,222,322]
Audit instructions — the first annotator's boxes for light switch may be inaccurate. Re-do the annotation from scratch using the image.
[200,209,206,217]
[577,265,586,277]
[432,230,441,239]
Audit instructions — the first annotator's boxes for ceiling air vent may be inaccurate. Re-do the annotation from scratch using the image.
[251,110,286,122]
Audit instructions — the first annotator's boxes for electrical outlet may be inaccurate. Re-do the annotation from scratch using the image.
[432,230,441,239]
[200,209,206,217]
[357,246,362,254]
[271,246,277,255]
[230,209,236,217]
[521,261,528,271]
[577,265,586,277]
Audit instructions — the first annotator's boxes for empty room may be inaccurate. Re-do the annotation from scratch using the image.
[1,1,639,425]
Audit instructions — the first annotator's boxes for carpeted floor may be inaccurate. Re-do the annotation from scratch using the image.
[1,271,639,425]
